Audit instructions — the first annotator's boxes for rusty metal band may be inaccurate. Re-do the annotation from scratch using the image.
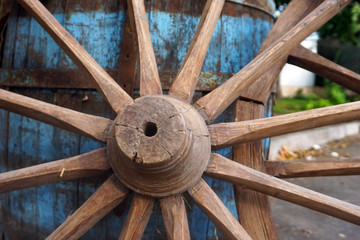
[226,0,275,17]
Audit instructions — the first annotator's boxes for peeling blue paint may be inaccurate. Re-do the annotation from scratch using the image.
[1,2,273,239]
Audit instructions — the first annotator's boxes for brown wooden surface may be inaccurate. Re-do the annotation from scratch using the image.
[117,12,137,96]
[0,88,112,142]
[289,45,360,94]
[265,159,360,178]
[169,0,224,102]
[240,0,323,103]
[118,194,154,240]
[160,195,190,240]
[188,179,252,240]
[195,0,351,123]
[17,0,133,113]
[0,148,109,194]
[47,175,129,240]
[0,0,12,64]
[233,100,278,240]
[127,0,162,96]
[206,154,360,225]
[0,68,233,90]
[209,101,360,149]
[107,95,210,197]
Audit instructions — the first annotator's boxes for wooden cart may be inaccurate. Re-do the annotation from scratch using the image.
[1,0,360,239]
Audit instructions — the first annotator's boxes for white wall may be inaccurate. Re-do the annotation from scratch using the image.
[279,35,318,96]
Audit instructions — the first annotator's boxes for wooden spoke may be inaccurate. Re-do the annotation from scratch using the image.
[206,154,360,225]
[118,194,154,240]
[209,101,360,149]
[47,175,129,240]
[160,195,190,240]
[127,0,162,96]
[0,88,112,142]
[169,0,225,102]
[232,100,278,240]
[17,0,133,113]
[195,0,351,123]
[0,148,109,194]
[265,159,360,178]
[240,0,323,104]
[188,179,252,240]
[289,45,360,94]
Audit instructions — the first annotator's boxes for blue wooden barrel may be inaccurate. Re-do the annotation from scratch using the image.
[0,0,274,239]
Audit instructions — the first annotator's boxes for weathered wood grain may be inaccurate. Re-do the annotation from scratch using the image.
[0,148,110,194]
[169,0,224,102]
[0,88,112,142]
[118,194,154,240]
[232,100,278,240]
[265,159,360,178]
[0,0,12,55]
[108,95,210,197]
[289,45,360,94]
[206,154,360,225]
[209,101,360,149]
[195,0,351,123]
[160,195,190,240]
[188,179,252,240]
[117,12,137,96]
[16,0,133,113]
[127,0,162,96]
[47,175,129,240]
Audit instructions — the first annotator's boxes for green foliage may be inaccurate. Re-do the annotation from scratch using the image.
[274,85,351,114]
[274,1,360,45]
[324,81,348,104]
[318,2,360,45]
[274,93,332,114]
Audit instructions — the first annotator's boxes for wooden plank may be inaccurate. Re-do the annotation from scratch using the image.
[206,154,360,225]
[265,159,360,178]
[0,68,233,90]
[204,102,238,239]
[1,1,19,68]
[13,2,30,68]
[160,195,190,240]
[188,179,252,240]
[233,100,278,240]
[169,0,225,102]
[0,88,112,142]
[127,0,162,96]
[117,12,137,96]
[47,175,129,240]
[47,88,82,237]
[0,148,109,194]
[5,89,55,239]
[288,45,360,94]
[78,90,117,239]
[17,0,132,113]
[0,0,12,64]
[118,194,154,240]
[209,101,360,149]
[195,0,351,123]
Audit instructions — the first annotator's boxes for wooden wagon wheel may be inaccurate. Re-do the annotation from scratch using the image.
[1,0,360,239]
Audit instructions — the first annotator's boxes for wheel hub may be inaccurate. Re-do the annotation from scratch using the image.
[107,95,210,197]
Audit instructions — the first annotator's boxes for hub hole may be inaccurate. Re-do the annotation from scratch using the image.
[144,122,157,137]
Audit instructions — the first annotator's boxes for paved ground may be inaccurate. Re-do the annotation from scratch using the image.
[271,134,360,240]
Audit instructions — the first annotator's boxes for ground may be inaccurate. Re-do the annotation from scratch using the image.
[271,134,360,240]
